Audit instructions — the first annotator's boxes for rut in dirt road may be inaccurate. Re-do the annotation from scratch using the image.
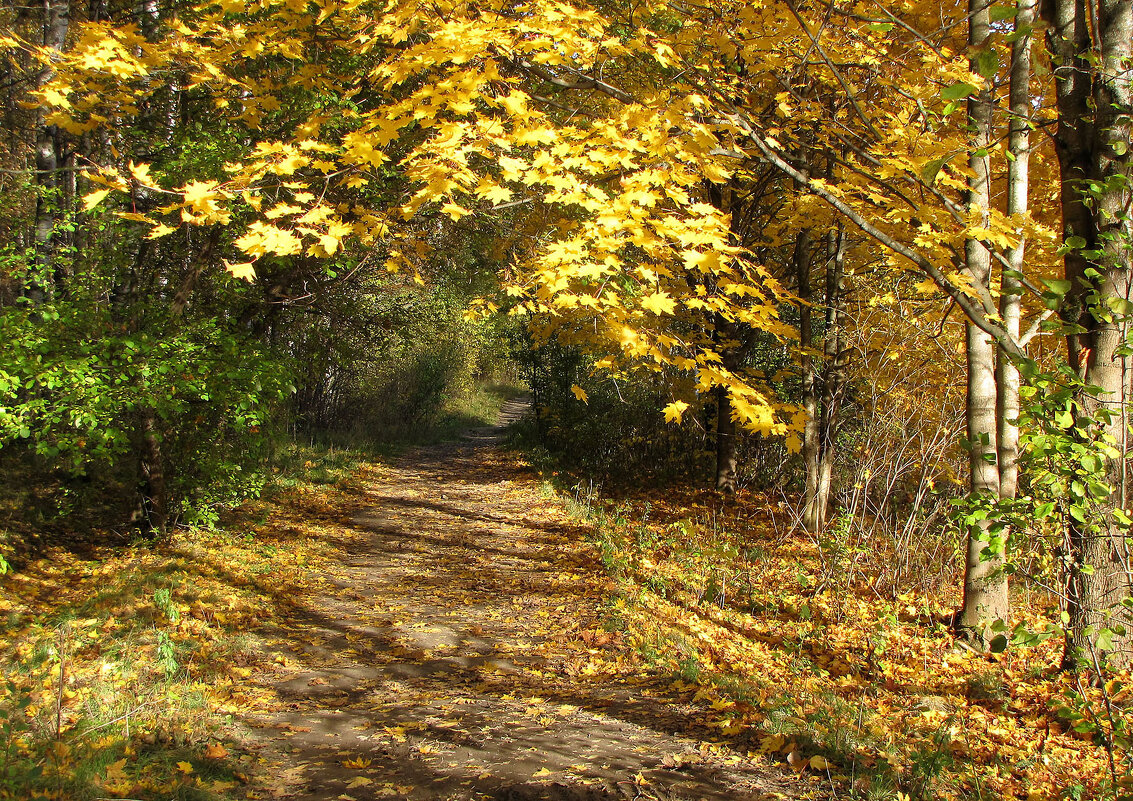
[238,398,803,801]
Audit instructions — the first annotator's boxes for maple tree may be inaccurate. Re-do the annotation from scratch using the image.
[2,0,1132,689]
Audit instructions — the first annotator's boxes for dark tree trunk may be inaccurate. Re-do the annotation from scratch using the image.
[30,0,71,304]
[1044,0,1133,668]
[715,384,738,493]
[139,410,168,533]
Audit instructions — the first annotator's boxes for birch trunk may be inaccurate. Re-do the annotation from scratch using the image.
[997,0,1036,508]
[957,0,1009,643]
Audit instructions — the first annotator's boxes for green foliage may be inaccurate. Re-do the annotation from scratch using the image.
[289,274,515,444]
[952,359,1126,598]
[0,247,294,531]
[512,337,714,485]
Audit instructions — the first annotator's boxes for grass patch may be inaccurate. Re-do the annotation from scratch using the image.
[556,482,1114,801]
[0,441,375,800]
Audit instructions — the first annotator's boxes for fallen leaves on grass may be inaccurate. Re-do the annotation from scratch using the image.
[579,485,1119,800]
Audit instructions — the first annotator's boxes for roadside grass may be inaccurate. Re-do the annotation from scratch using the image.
[558,483,1117,801]
[0,444,374,801]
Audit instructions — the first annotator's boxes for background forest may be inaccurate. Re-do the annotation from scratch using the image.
[1,0,1132,798]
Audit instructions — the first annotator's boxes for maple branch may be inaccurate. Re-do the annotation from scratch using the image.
[727,113,1023,357]
[529,94,597,118]
[783,0,882,142]
[512,57,639,105]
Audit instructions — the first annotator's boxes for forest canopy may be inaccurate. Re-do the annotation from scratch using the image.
[2,0,1132,714]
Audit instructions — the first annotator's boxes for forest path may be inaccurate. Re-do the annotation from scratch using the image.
[237,399,801,801]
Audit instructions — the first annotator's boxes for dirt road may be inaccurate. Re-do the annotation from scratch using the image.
[237,399,801,801]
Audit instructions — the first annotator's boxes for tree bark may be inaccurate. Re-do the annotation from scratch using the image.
[30,0,71,304]
[997,0,1037,508]
[815,227,848,532]
[715,384,738,493]
[1051,0,1133,669]
[957,0,1009,644]
[797,229,823,530]
[139,409,168,533]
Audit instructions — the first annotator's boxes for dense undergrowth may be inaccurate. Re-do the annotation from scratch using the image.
[0,442,369,800]
[0,383,517,801]
[555,481,1125,801]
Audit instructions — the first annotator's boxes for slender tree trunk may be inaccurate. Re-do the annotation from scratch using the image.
[708,183,749,494]
[716,384,738,493]
[957,0,1008,644]
[815,227,848,532]
[997,0,1036,508]
[795,229,825,530]
[139,410,168,533]
[30,0,71,304]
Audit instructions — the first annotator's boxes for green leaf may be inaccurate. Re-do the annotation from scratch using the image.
[1097,628,1116,652]
[990,3,1018,21]
[976,50,1000,80]
[1043,277,1073,295]
[941,82,978,102]
[1106,295,1133,315]
[921,157,950,184]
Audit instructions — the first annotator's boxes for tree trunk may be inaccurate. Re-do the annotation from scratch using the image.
[798,224,848,532]
[997,0,1036,507]
[957,0,1008,644]
[1054,0,1133,669]
[139,410,168,533]
[815,227,848,532]
[796,229,824,530]
[715,384,738,493]
[30,0,71,304]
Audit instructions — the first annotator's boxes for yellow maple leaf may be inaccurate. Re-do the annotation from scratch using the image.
[476,182,513,204]
[273,152,308,175]
[182,180,218,208]
[82,188,112,211]
[147,223,176,239]
[500,91,528,115]
[224,260,256,282]
[103,758,128,783]
[129,162,155,186]
[42,86,71,108]
[641,291,677,315]
[515,128,556,146]
[571,385,588,403]
[441,202,471,220]
[176,761,194,774]
[663,400,689,424]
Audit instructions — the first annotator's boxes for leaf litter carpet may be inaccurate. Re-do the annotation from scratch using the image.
[237,399,800,800]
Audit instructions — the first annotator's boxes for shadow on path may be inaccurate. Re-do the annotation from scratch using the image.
[235,398,803,801]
